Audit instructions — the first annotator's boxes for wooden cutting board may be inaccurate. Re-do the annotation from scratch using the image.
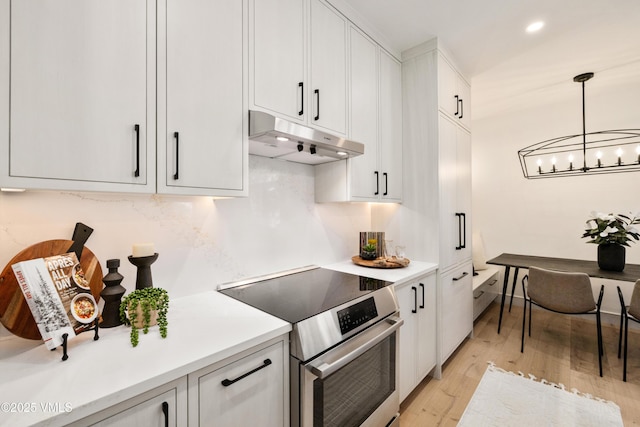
[0,240,103,340]
[352,256,411,269]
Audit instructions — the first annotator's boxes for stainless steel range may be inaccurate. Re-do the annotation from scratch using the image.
[219,266,402,427]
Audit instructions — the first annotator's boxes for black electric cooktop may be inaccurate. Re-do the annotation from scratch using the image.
[219,267,392,324]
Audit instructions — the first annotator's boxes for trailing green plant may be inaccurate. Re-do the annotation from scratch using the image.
[582,211,640,246]
[119,287,169,347]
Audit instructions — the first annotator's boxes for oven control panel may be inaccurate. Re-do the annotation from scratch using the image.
[337,296,378,335]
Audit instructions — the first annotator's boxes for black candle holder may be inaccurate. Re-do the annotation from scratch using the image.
[128,253,159,290]
[100,259,126,328]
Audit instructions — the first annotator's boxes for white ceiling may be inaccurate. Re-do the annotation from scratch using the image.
[339,0,640,79]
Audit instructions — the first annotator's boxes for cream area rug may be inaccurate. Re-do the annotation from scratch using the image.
[458,363,623,426]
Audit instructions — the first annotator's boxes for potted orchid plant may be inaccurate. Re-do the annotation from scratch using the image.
[582,211,640,271]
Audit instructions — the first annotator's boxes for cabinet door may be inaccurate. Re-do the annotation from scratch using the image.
[437,54,470,130]
[456,126,472,262]
[416,275,436,381]
[191,341,285,427]
[396,282,419,402]
[348,27,378,200]
[4,0,154,191]
[251,0,305,122]
[68,378,188,427]
[159,0,246,196]
[309,0,347,135]
[439,115,459,270]
[440,263,473,363]
[379,50,403,202]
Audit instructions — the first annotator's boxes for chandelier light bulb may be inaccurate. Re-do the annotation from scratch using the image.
[617,147,623,165]
[568,154,574,170]
[551,157,557,172]
[637,145,640,163]
[537,158,542,174]
[596,151,603,167]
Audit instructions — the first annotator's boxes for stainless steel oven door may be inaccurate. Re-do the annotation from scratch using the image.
[298,315,403,427]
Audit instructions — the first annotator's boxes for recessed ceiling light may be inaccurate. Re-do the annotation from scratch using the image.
[526,21,544,33]
[276,136,289,142]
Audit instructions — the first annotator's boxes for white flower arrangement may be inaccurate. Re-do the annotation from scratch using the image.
[582,211,640,246]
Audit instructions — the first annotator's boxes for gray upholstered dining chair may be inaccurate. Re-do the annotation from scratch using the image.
[617,280,640,382]
[521,266,604,377]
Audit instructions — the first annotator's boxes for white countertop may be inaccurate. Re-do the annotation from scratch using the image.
[323,259,438,284]
[0,291,291,427]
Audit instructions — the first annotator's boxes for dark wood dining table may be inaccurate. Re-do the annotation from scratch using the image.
[486,253,640,333]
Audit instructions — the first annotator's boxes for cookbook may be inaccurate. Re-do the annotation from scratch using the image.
[12,252,99,350]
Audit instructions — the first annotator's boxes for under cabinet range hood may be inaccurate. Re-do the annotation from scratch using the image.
[248,110,364,165]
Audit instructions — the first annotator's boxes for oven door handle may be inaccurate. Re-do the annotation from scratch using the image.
[307,315,403,379]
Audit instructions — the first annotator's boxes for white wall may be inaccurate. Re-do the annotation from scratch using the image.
[471,53,640,313]
[0,155,371,337]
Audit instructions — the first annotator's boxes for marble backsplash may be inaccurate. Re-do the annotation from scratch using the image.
[0,155,372,339]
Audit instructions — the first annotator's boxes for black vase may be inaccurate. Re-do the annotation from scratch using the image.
[597,243,625,272]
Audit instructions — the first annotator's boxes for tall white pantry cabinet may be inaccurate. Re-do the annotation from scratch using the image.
[402,39,473,369]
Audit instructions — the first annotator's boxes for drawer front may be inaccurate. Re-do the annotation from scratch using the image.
[441,263,473,362]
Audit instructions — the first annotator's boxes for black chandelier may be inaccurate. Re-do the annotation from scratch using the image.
[518,72,640,179]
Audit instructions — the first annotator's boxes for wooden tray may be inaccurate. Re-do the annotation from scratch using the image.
[0,239,103,340]
[352,256,410,269]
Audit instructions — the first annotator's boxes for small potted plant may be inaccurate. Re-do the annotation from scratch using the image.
[119,287,169,347]
[582,211,640,271]
[361,239,378,260]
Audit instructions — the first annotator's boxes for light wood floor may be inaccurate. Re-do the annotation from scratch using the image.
[399,301,640,426]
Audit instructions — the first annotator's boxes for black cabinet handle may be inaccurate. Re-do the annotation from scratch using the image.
[459,98,464,119]
[383,172,388,196]
[298,82,304,116]
[221,359,272,387]
[454,95,459,116]
[419,283,425,309]
[173,132,179,180]
[162,401,169,427]
[461,212,466,249]
[411,286,417,313]
[374,171,379,195]
[134,124,140,177]
[453,271,469,281]
[314,89,320,121]
[455,213,462,250]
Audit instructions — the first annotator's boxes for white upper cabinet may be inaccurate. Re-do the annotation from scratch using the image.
[346,27,378,200]
[309,0,348,135]
[378,49,403,202]
[314,27,402,203]
[438,54,471,130]
[250,0,347,137]
[157,0,248,196]
[251,0,305,122]
[0,0,156,192]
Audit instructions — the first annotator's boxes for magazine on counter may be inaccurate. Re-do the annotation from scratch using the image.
[12,252,99,350]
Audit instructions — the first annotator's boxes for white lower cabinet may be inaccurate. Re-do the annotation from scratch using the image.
[68,378,188,427]
[67,338,287,427]
[188,339,287,426]
[440,261,473,363]
[396,273,437,402]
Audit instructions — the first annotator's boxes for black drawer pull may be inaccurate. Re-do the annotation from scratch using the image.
[419,283,425,309]
[134,124,140,177]
[173,132,179,180]
[411,286,417,313]
[452,271,469,281]
[314,89,320,121]
[221,359,272,387]
[162,401,169,427]
[298,82,304,116]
